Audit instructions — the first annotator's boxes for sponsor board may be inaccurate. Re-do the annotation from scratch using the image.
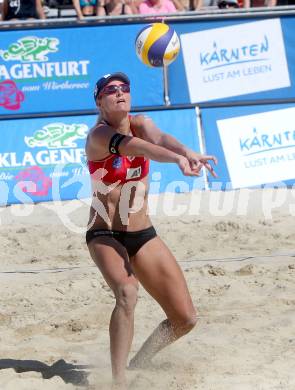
[0,109,204,204]
[0,119,89,204]
[0,35,90,111]
[0,25,164,114]
[180,19,290,102]
[0,122,87,169]
[217,107,295,188]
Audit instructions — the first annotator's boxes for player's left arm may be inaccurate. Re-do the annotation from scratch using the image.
[131,114,218,177]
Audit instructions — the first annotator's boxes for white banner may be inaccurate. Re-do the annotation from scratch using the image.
[217,107,295,188]
[180,19,290,102]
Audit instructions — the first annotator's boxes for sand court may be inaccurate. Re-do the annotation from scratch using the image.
[0,190,294,389]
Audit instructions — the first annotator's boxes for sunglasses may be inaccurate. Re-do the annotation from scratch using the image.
[100,83,130,97]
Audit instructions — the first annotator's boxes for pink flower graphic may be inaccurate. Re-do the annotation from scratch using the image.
[0,80,24,110]
[15,166,52,196]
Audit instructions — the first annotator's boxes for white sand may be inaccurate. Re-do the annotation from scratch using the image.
[0,189,295,390]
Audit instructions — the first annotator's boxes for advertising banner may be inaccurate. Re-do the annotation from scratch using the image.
[0,115,92,206]
[0,24,163,116]
[180,19,290,103]
[169,16,295,104]
[1,16,295,115]
[0,108,204,205]
[201,104,295,189]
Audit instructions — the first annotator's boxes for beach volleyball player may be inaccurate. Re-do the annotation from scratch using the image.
[85,72,217,389]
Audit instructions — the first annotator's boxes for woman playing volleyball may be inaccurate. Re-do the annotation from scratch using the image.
[85,72,217,389]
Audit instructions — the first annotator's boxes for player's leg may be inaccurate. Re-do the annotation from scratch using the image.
[129,235,197,368]
[88,236,139,387]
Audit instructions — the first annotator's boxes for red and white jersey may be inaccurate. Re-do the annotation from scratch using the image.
[87,118,150,184]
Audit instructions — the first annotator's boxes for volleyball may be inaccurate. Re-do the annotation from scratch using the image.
[135,23,180,68]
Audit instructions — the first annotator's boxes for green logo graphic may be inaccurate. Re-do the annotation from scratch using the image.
[25,123,88,149]
[0,37,59,62]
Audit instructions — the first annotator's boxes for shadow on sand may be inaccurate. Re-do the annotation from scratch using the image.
[0,358,93,386]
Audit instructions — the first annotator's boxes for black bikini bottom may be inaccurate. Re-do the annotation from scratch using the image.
[86,226,157,257]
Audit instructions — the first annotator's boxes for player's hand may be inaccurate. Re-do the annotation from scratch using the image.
[185,150,218,178]
[177,155,202,176]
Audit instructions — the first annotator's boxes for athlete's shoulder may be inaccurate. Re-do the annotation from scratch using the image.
[90,120,112,134]
[88,121,115,147]
[130,114,154,128]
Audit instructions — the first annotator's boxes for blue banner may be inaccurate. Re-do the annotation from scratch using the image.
[0,24,163,115]
[201,103,295,189]
[0,108,204,205]
[1,16,295,115]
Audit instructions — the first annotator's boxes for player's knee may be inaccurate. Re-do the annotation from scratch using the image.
[185,311,198,331]
[173,310,197,334]
[115,283,138,314]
